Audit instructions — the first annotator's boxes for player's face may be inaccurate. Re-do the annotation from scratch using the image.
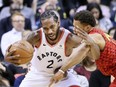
[73,20,90,34]
[41,17,60,40]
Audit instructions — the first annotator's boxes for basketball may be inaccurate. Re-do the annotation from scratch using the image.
[9,40,34,64]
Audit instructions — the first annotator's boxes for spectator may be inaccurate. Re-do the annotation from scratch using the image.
[0,2,32,42]
[76,0,110,18]
[0,0,12,11]
[1,12,31,57]
[74,56,96,81]
[23,0,37,14]
[0,0,37,29]
[0,12,31,86]
[87,3,113,33]
[110,0,116,27]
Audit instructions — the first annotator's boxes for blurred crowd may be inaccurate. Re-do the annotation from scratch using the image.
[0,0,116,87]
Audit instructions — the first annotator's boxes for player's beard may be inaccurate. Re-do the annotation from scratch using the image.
[46,26,60,41]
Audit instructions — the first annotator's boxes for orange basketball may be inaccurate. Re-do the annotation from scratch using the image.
[9,40,34,64]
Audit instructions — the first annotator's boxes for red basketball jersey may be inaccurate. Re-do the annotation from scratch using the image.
[89,28,116,77]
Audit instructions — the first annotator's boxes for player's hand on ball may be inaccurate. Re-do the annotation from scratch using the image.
[4,40,34,65]
[4,45,21,65]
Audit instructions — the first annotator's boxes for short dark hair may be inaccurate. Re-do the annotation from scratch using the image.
[74,10,96,27]
[40,10,59,23]
[87,3,103,19]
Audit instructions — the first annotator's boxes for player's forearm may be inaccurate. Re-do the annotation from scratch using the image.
[90,43,100,60]
[60,43,90,72]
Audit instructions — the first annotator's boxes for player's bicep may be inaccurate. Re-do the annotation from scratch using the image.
[89,33,105,50]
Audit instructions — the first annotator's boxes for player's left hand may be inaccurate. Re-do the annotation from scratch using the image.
[49,71,64,87]
[74,26,95,46]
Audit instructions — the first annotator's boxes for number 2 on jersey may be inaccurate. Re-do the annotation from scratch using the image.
[47,60,54,68]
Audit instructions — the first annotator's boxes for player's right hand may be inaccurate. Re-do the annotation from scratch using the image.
[4,45,20,65]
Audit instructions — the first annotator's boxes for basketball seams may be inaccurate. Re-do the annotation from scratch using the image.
[14,41,34,53]
[8,40,34,64]
[14,45,33,54]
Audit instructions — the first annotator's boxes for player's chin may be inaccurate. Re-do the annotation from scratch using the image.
[49,35,56,40]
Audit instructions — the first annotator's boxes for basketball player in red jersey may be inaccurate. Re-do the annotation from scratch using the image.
[4,10,100,87]
[49,10,116,87]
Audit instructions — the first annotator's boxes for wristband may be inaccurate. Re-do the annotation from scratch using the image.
[59,69,65,74]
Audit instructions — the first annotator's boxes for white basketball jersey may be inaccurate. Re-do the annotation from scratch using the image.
[31,28,70,74]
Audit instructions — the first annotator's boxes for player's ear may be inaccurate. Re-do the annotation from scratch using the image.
[85,25,91,32]
[57,21,60,27]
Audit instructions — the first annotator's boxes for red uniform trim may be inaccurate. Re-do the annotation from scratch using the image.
[69,85,80,87]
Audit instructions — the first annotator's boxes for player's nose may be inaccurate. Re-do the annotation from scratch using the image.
[48,29,53,34]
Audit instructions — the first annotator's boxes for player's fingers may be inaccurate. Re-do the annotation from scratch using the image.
[75,30,84,37]
[76,30,89,40]
[75,26,86,34]
[5,55,20,62]
[7,49,16,56]
[9,55,20,59]
[6,45,12,52]
[78,26,87,34]
[49,80,54,87]
[77,32,87,40]
[76,29,86,36]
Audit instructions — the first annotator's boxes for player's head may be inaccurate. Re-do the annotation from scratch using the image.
[40,10,60,40]
[73,10,96,33]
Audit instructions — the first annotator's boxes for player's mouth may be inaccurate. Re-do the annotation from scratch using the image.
[49,34,55,38]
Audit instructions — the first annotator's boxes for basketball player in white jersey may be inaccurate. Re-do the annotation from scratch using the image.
[5,10,100,87]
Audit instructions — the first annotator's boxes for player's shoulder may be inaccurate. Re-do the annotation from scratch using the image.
[25,29,41,45]
[89,33,103,41]
[60,27,71,34]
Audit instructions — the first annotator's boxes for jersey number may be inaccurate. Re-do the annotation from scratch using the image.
[47,60,54,68]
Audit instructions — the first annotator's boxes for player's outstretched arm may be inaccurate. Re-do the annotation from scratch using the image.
[74,27,100,60]
[61,42,90,72]
[49,43,90,85]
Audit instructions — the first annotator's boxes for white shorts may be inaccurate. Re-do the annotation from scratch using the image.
[19,67,81,87]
